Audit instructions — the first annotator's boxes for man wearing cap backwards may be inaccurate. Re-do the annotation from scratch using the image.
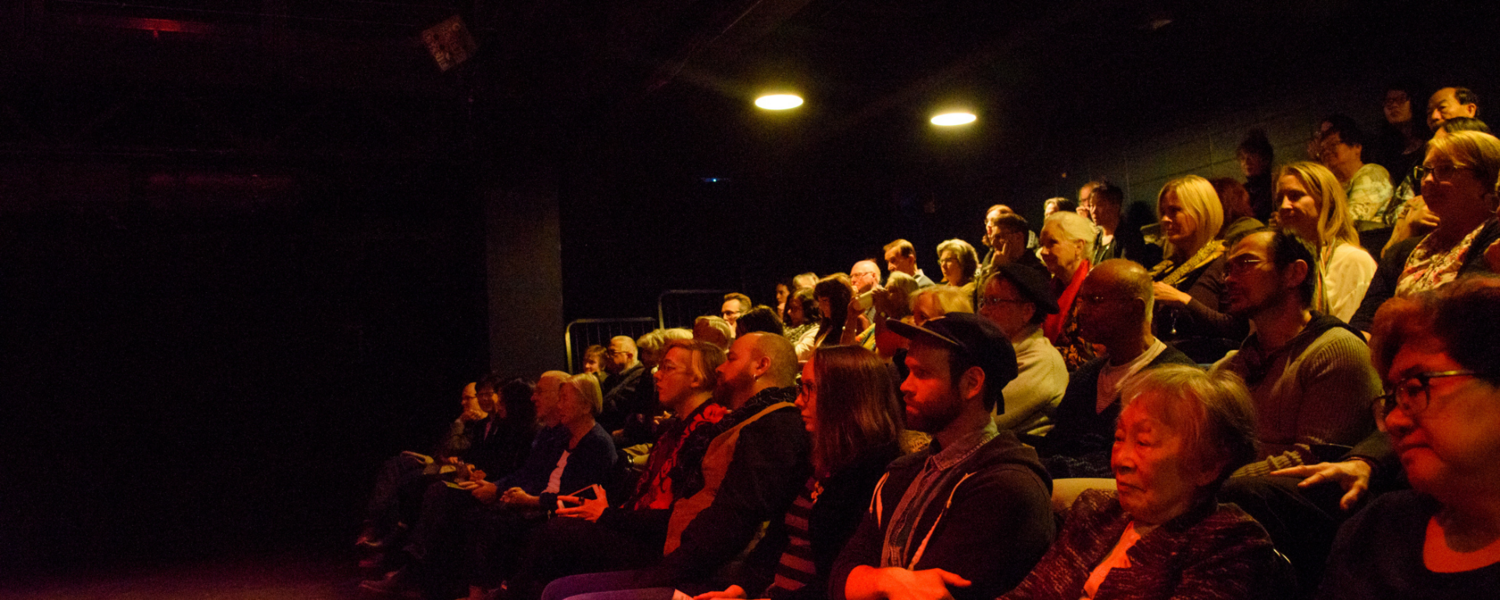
[831,313,1055,600]
[1033,259,1196,479]
[975,264,1067,436]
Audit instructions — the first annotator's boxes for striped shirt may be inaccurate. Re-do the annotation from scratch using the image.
[766,476,823,597]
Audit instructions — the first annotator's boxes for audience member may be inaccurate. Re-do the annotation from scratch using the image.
[908,284,972,327]
[500,340,729,600]
[735,305,784,338]
[850,260,882,296]
[981,212,1048,281]
[540,333,809,600]
[1274,162,1378,322]
[792,272,818,291]
[936,238,980,296]
[884,239,935,287]
[1239,129,1277,222]
[1148,175,1246,363]
[1002,365,1292,600]
[1383,116,1492,256]
[1034,259,1195,479]
[1043,197,1078,217]
[1038,210,1098,370]
[1077,181,1103,221]
[1425,86,1479,131]
[784,288,820,360]
[693,316,733,350]
[832,313,1054,600]
[976,264,1065,436]
[1352,130,1500,332]
[1210,177,1265,243]
[813,274,855,348]
[1214,230,1380,475]
[583,346,607,375]
[1318,114,1394,224]
[1318,277,1500,599]
[695,345,906,600]
[1372,80,1430,191]
[854,271,919,359]
[774,282,791,319]
[1083,182,1149,265]
[722,293,751,335]
[600,336,654,432]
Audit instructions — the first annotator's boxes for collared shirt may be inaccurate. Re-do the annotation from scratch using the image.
[881,421,1000,568]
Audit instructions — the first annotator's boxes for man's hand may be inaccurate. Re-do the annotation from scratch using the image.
[1271,459,1374,511]
[460,406,489,422]
[692,584,747,600]
[555,484,609,522]
[463,480,499,504]
[845,566,970,600]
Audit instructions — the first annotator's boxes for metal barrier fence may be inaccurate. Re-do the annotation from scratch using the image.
[563,318,659,374]
[657,289,735,329]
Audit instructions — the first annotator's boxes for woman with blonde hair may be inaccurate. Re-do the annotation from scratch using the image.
[1350,130,1500,332]
[1273,162,1378,322]
[1039,210,1099,370]
[1149,175,1246,363]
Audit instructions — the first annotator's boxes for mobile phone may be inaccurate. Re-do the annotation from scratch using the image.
[565,484,598,501]
[854,291,874,311]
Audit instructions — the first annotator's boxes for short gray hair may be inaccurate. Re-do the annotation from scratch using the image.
[1120,364,1258,488]
[1043,211,1098,259]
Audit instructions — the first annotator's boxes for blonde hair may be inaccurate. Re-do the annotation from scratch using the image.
[1276,162,1360,248]
[908,284,974,315]
[1157,175,1224,258]
[1428,131,1500,204]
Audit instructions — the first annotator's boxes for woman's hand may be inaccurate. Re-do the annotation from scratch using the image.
[501,487,540,509]
[692,584,747,600]
[463,480,499,504]
[555,484,609,522]
[1271,459,1373,511]
[1151,281,1192,308]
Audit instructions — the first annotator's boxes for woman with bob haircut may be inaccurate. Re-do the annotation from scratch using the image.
[1351,130,1500,332]
[1148,175,1247,363]
[1273,162,1379,322]
[1317,276,1500,598]
[936,238,981,296]
[695,345,906,600]
[1001,364,1292,600]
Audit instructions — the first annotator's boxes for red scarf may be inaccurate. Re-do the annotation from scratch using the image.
[1045,259,1091,341]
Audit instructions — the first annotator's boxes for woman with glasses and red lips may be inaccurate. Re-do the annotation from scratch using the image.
[1351,131,1500,333]
[1317,277,1500,599]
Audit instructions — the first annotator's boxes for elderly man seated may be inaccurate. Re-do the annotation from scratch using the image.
[976,263,1067,436]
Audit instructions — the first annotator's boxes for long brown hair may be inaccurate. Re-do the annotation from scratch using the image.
[807,345,904,475]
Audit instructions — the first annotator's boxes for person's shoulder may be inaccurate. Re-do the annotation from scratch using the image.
[968,433,1048,483]
[1151,343,1198,366]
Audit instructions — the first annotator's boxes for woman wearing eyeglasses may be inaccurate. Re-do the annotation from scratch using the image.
[1350,131,1500,333]
[1317,276,1500,598]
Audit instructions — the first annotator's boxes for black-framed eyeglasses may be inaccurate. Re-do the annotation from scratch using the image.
[1373,370,1484,419]
[1415,163,1468,181]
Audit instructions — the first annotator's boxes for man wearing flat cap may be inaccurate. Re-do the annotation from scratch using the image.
[976,263,1068,436]
[831,313,1055,600]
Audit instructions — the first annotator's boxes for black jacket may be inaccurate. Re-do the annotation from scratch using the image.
[830,431,1054,600]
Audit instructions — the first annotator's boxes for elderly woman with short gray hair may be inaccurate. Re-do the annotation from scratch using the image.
[1002,365,1292,600]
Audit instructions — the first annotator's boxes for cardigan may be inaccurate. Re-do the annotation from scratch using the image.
[1001,489,1291,600]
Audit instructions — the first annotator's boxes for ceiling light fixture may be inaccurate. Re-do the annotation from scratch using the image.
[755,94,804,110]
[931,112,977,126]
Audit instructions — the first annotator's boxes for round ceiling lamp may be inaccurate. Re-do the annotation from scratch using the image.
[755,94,804,110]
[930,112,977,126]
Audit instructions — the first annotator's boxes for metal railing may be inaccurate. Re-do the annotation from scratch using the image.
[563,318,659,373]
[657,289,735,329]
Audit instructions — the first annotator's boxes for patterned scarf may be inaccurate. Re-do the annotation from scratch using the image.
[666,385,799,500]
[1149,240,1225,287]
[1396,226,1485,297]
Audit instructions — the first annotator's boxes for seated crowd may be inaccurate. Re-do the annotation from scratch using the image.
[357,86,1500,600]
